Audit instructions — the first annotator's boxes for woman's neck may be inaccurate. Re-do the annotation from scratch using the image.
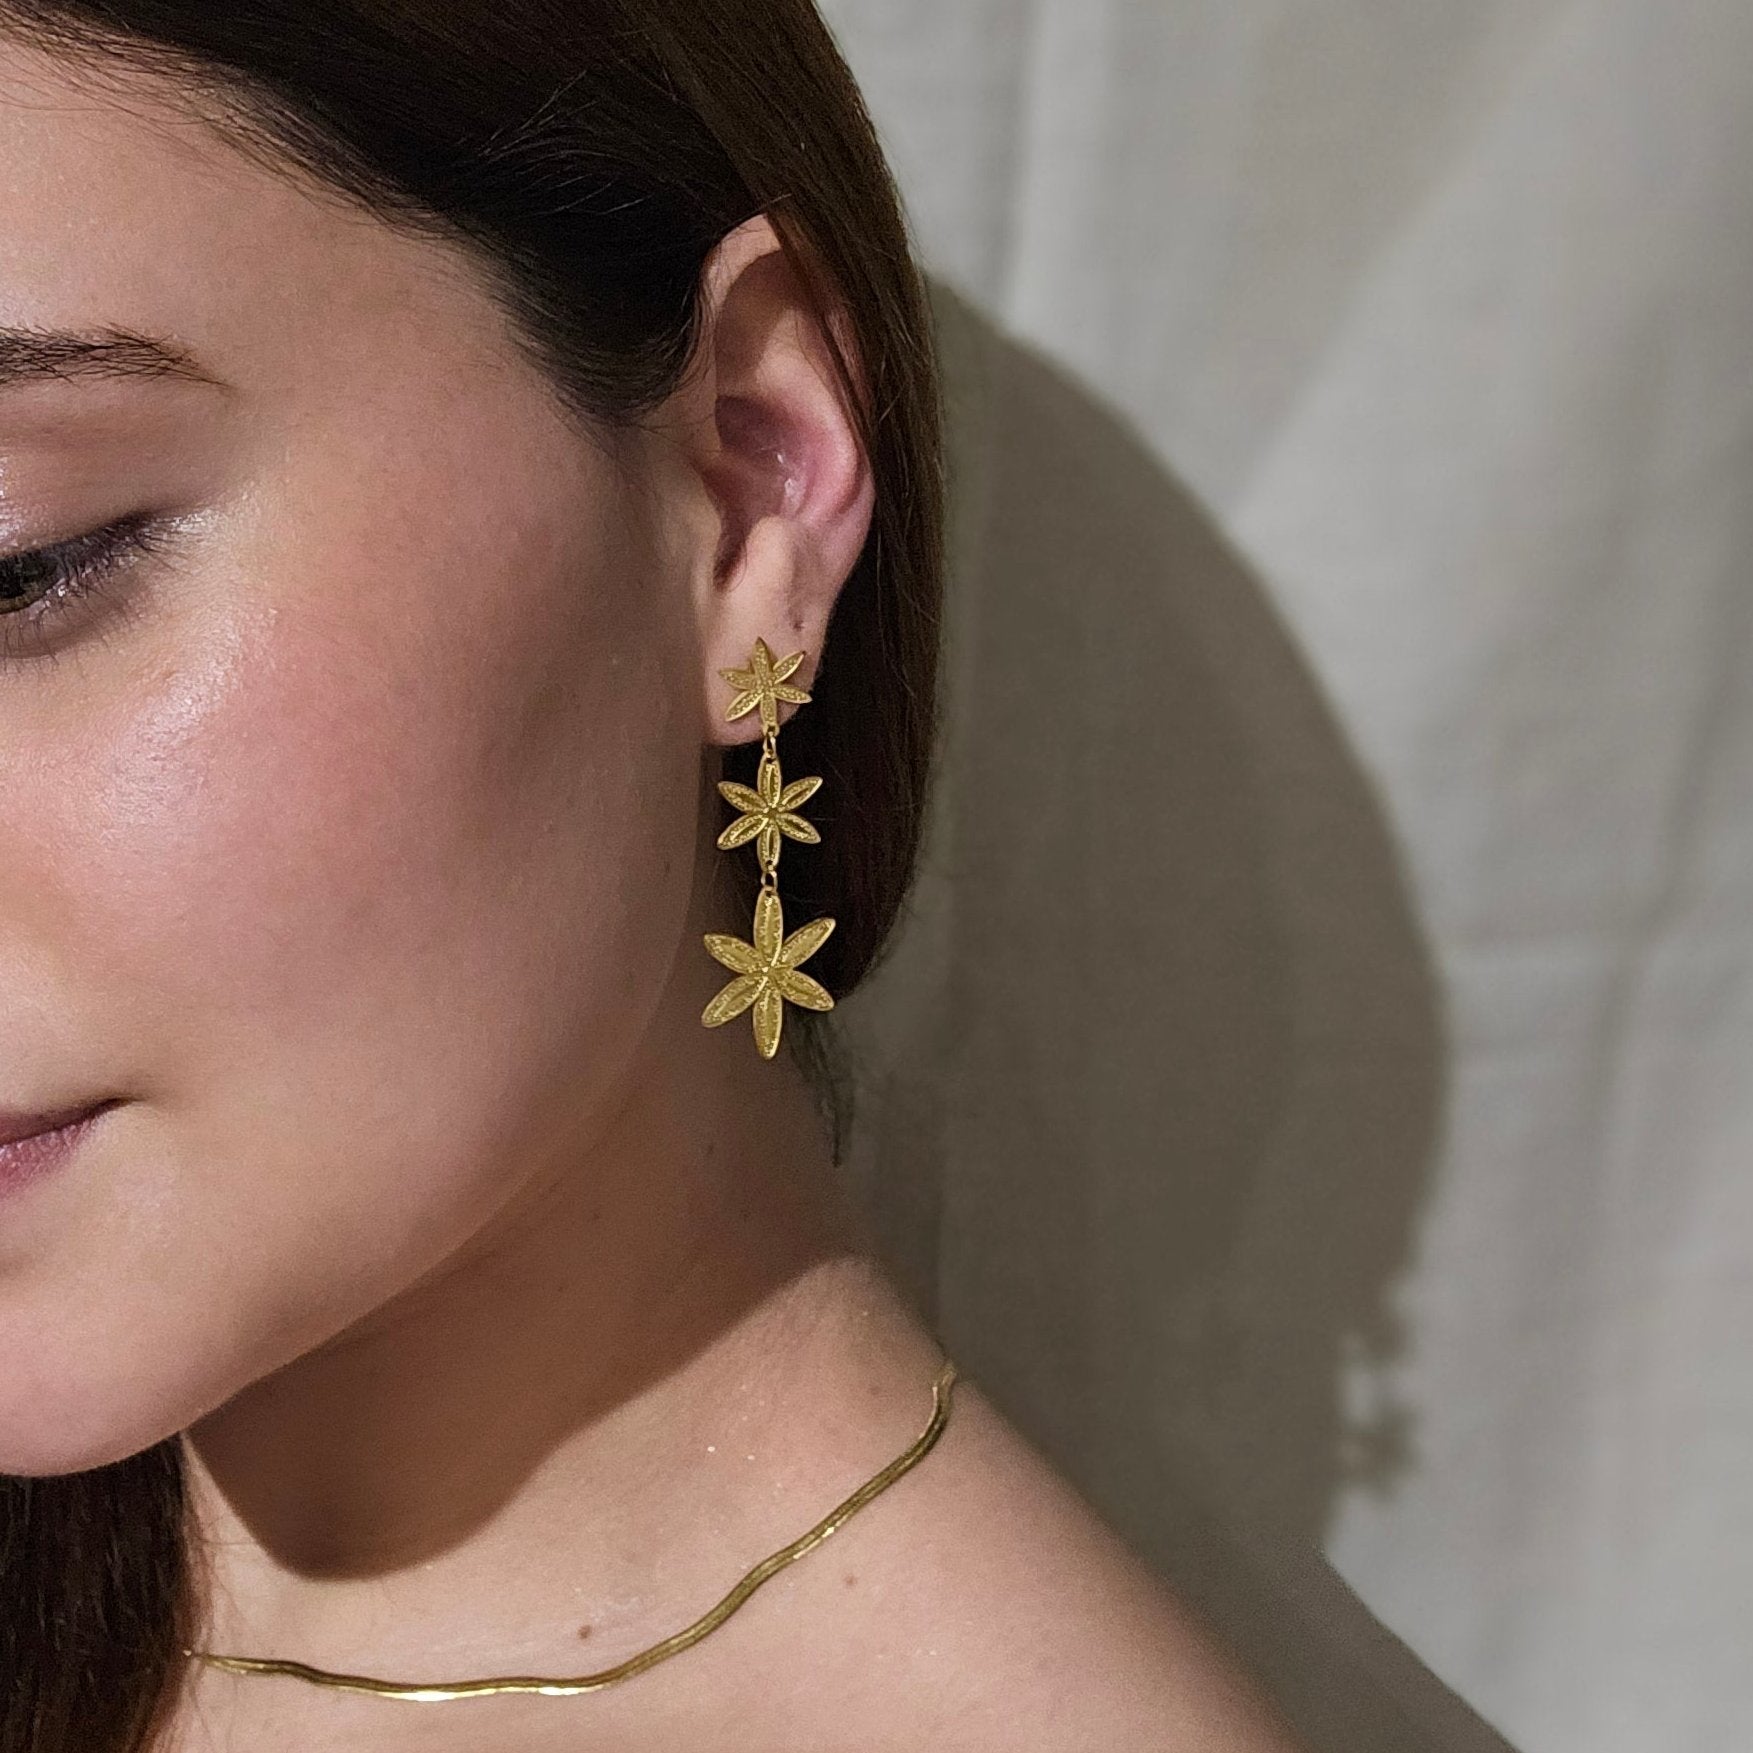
[178,999,937,1697]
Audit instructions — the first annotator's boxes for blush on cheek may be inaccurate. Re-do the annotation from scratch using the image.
[66,485,686,1256]
[0,419,699,1458]
[86,469,662,1037]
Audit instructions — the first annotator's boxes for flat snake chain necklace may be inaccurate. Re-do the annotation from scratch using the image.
[183,1356,959,1703]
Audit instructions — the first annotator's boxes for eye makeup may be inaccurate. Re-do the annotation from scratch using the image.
[0,510,175,661]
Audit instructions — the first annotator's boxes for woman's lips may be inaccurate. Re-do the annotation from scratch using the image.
[0,1099,118,1198]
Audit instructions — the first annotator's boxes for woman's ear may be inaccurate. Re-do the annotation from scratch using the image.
[675,214,875,746]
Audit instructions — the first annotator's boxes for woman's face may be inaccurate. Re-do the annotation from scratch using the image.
[0,43,717,1471]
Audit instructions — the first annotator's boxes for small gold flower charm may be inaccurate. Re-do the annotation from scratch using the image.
[703,637,836,1060]
[718,636,812,736]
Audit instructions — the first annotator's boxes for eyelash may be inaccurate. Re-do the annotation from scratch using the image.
[0,512,171,661]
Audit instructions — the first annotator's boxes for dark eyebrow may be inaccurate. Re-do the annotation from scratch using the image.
[0,324,231,393]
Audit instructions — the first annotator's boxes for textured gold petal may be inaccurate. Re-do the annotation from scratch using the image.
[757,753,782,806]
[702,973,762,1027]
[750,638,775,681]
[717,780,764,812]
[775,967,834,1010]
[778,913,835,968]
[753,984,785,1058]
[753,888,783,960]
[715,816,763,851]
[771,682,811,706]
[718,664,757,690]
[778,775,823,809]
[724,688,762,722]
[776,813,820,844]
[771,648,806,683]
[703,932,761,973]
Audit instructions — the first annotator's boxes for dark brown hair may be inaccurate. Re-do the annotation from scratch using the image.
[0,4,945,1748]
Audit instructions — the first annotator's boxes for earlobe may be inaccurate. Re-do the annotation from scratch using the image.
[688,216,875,746]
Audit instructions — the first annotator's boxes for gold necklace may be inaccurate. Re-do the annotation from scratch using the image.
[183,1357,959,1703]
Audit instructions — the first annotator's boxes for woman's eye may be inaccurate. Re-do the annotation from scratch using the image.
[0,512,171,660]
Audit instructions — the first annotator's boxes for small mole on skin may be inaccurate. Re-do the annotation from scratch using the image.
[577,1624,593,1640]
[843,1573,857,1587]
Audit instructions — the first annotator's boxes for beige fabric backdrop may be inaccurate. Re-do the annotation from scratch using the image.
[818,5,1753,1752]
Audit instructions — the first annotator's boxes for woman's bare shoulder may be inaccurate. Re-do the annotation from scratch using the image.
[765,1373,1309,1753]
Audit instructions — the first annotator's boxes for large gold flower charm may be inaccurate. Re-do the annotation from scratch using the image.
[702,889,835,1059]
[716,750,824,872]
[719,637,812,735]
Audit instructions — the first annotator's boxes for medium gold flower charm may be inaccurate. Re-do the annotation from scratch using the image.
[702,888,835,1059]
[715,749,824,872]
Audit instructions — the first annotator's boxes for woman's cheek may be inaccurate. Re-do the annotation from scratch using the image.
[0,462,694,1467]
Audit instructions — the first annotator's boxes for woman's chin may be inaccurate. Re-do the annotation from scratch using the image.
[0,1371,198,1479]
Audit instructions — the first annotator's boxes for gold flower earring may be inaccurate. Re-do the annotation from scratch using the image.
[701,637,836,1060]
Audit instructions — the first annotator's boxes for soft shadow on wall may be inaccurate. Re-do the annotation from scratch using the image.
[839,284,1516,1753]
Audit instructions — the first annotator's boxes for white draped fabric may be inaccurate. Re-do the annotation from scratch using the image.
[821,6,1753,1751]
